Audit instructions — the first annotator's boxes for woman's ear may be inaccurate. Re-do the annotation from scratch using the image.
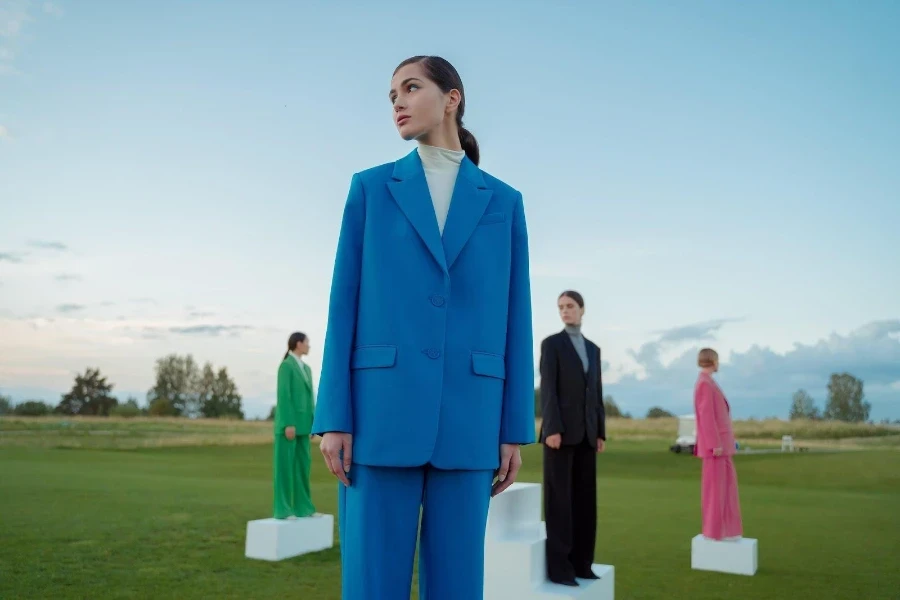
[445,89,461,114]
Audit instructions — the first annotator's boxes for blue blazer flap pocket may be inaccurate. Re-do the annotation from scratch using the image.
[351,345,397,369]
[471,351,506,379]
[478,212,506,226]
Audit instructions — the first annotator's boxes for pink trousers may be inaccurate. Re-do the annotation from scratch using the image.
[701,457,743,540]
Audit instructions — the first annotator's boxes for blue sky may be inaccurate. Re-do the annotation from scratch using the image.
[1,0,898,421]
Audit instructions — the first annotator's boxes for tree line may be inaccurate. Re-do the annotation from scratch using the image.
[788,372,875,423]
[530,371,890,424]
[0,354,244,419]
[0,367,893,424]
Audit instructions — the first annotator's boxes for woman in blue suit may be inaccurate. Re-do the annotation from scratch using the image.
[312,55,535,599]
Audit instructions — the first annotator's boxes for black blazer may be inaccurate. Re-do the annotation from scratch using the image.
[539,329,606,447]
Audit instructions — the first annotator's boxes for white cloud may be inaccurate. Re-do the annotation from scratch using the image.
[0,0,31,38]
[0,0,61,76]
[607,319,900,420]
[42,2,63,18]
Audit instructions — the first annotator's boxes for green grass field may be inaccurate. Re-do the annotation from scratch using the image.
[1,419,898,599]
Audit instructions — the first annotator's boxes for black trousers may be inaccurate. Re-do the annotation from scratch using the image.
[543,438,597,582]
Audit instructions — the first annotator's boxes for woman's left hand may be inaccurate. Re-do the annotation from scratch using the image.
[491,444,522,497]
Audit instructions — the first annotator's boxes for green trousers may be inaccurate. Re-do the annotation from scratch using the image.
[273,434,315,519]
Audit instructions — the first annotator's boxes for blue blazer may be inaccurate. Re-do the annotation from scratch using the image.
[311,149,536,471]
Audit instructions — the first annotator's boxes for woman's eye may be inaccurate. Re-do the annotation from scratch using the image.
[408,84,419,92]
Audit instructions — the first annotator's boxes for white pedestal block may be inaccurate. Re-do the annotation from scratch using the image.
[691,534,758,576]
[244,514,334,561]
[484,483,614,599]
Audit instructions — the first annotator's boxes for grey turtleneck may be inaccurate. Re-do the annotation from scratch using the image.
[565,324,589,372]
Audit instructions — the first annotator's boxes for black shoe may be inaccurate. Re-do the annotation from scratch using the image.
[550,577,579,587]
[576,569,599,580]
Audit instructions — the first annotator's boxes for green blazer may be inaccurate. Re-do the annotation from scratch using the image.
[275,356,314,436]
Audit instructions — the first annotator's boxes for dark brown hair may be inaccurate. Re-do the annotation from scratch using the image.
[558,290,585,308]
[393,55,480,166]
[284,332,307,360]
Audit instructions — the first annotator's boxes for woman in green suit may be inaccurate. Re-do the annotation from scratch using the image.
[273,332,316,519]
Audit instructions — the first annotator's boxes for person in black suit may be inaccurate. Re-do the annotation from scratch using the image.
[539,290,606,586]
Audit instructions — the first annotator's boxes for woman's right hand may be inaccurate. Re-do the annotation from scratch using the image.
[320,432,353,486]
[544,433,562,449]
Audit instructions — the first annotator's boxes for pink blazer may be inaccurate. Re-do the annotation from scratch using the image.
[693,372,735,458]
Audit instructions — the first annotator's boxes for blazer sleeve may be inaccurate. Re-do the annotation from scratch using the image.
[694,381,721,456]
[275,361,299,432]
[539,337,564,439]
[500,192,536,445]
[596,346,606,441]
[311,174,365,436]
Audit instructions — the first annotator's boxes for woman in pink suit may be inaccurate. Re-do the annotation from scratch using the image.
[693,348,743,541]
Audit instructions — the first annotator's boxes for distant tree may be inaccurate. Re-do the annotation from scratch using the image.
[147,354,201,416]
[196,364,216,415]
[13,400,53,416]
[56,368,118,416]
[111,397,142,418]
[147,397,174,416]
[198,365,244,419]
[147,354,243,418]
[267,406,276,421]
[603,395,631,419]
[646,406,675,419]
[0,394,12,415]
[789,389,820,420]
[823,373,870,423]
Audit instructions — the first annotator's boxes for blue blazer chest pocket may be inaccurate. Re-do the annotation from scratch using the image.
[478,212,506,226]
[471,351,506,379]
[351,345,397,369]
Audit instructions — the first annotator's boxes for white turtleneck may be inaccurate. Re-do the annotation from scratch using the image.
[418,144,464,235]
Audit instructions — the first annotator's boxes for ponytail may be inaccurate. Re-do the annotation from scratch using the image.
[458,125,480,166]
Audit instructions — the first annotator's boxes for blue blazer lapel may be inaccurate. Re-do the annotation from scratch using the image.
[441,156,493,270]
[387,150,448,273]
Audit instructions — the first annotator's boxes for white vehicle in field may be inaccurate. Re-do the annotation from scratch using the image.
[669,414,696,454]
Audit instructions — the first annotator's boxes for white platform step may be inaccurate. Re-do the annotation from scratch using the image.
[485,481,543,539]
[484,483,614,599]
[244,513,334,561]
[691,534,758,576]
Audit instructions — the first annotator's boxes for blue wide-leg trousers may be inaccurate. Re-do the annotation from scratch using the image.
[338,464,494,599]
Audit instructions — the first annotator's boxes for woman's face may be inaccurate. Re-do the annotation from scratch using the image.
[294,338,310,356]
[389,62,456,141]
[558,295,584,326]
